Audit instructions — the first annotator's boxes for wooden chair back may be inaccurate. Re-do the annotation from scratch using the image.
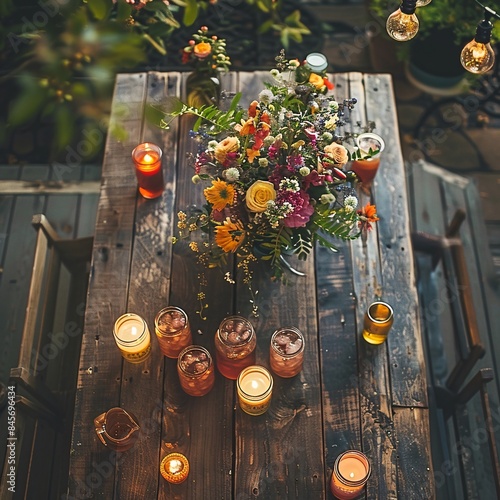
[0,214,92,499]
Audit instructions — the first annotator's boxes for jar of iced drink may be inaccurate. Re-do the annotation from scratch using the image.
[214,316,256,380]
[154,306,192,358]
[269,327,305,378]
[177,345,215,396]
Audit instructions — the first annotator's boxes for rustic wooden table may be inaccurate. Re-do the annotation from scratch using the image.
[67,71,434,499]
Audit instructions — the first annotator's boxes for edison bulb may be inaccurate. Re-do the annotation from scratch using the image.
[416,0,431,6]
[460,39,495,74]
[386,9,419,42]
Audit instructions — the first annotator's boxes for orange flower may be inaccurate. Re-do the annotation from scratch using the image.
[248,100,260,118]
[309,73,325,91]
[193,42,212,58]
[246,148,261,163]
[214,137,240,164]
[236,118,256,136]
[358,203,379,230]
[215,218,245,252]
[323,77,334,90]
[204,180,235,211]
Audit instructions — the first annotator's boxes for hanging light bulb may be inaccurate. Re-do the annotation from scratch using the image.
[416,0,432,7]
[460,6,497,74]
[386,0,419,42]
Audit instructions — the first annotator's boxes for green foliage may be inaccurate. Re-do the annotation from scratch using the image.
[161,93,245,135]
[0,0,313,161]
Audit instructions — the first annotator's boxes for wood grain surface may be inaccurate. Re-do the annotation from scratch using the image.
[67,72,435,499]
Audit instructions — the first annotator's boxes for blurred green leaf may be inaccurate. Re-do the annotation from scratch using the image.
[183,0,199,26]
[143,34,166,55]
[280,27,289,49]
[147,21,174,38]
[87,0,111,20]
[144,0,171,14]
[55,104,75,151]
[258,19,273,34]
[8,85,47,126]
[256,0,270,13]
[116,0,132,21]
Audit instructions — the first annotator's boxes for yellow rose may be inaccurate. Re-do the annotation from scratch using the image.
[245,180,276,213]
[309,73,325,91]
[324,143,349,167]
[214,137,240,164]
[193,42,212,59]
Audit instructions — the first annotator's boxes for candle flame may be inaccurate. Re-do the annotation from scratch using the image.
[143,153,153,163]
[350,472,355,478]
[131,326,137,336]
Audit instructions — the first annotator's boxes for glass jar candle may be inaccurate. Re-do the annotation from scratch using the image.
[113,313,151,363]
[305,52,328,72]
[237,365,273,416]
[177,345,215,397]
[131,142,164,199]
[214,316,256,380]
[269,327,305,378]
[362,301,394,345]
[154,306,193,358]
[330,450,371,499]
[160,453,190,484]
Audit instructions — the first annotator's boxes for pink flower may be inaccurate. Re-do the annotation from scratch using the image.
[278,190,314,228]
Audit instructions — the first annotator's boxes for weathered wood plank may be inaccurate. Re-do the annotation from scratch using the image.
[234,71,325,500]
[0,180,101,194]
[393,407,434,499]
[317,73,362,497]
[157,71,237,500]
[344,72,396,500]
[67,73,148,500]
[114,72,180,500]
[366,73,433,498]
[316,242,361,471]
[235,256,324,499]
[365,73,428,408]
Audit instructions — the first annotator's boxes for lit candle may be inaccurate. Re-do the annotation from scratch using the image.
[330,451,371,499]
[113,313,151,363]
[131,142,164,199]
[305,52,328,72]
[236,365,273,416]
[160,453,190,484]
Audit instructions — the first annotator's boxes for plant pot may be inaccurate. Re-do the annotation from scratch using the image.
[407,28,466,90]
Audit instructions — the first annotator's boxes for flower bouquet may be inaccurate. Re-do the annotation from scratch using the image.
[163,51,379,316]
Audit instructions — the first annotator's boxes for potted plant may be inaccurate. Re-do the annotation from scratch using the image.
[368,0,500,89]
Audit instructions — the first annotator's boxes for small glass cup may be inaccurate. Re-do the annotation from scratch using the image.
[330,450,371,499]
[237,365,273,416]
[154,306,193,358]
[214,316,257,380]
[362,301,394,345]
[350,133,385,186]
[113,313,151,363]
[269,327,305,378]
[131,142,164,199]
[177,345,215,397]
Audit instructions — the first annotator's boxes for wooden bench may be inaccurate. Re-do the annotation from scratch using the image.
[408,160,500,499]
[0,214,93,499]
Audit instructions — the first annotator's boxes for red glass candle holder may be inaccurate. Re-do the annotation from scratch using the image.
[131,142,164,199]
